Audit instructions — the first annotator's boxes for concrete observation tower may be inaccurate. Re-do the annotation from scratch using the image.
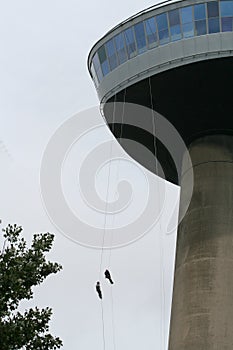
[88,0,233,348]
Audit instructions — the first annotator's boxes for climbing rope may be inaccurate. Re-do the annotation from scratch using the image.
[108,88,126,266]
[97,93,118,350]
[98,93,117,281]
[100,299,106,350]
[107,88,127,350]
[98,89,126,350]
[97,79,166,349]
[149,76,166,350]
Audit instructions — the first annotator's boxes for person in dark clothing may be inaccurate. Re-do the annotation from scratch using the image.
[96,281,102,299]
[104,269,114,284]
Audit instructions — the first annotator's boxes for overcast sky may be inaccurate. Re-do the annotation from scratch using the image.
[0,1,179,349]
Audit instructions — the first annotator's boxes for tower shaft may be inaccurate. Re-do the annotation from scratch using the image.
[169,135,233,349]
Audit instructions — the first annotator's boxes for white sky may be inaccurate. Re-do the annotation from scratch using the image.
[0,1,180,349]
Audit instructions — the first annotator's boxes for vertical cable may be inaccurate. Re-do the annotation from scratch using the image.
[99,94,117,280]
[98,94,117,350]
[101,300,106,350]
[149,76,166,350]
[108,88,126,266]
[107,88,126,350]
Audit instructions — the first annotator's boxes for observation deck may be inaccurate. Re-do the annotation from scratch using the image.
[88,0,233,184]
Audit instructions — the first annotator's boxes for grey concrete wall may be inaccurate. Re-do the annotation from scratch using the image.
[168,134,233,350]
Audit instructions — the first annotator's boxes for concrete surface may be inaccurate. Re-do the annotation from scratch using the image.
[168,134,233,349]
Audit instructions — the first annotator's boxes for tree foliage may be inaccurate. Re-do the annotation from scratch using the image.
[0,223,63,349]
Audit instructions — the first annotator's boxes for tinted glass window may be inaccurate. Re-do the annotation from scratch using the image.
[124,27,137,58]
[207,2,219,17]
[221,16,233,30]
[105,39,115,56]
[114,33,127,64]
[181,6,193,23]
[90,62,99,86]
[92,53,99,70]
[100,52,109,76]
[92,53,103,83]
[157,13,169,44]
[169,9,180,26]
[220,1,233,16]
[170,24,182,41]
[183,22,194,37]
[145,17,158,47]
[208,17,220,32]
[98,46,107,64]
[156,13,168,30]
[158,29,169,44]
[134,22,147,53]
[98,46,109,76]
[195,19,207,35]
[105,39,118,71]
[194,4,206,20]
[169,9,181,41]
